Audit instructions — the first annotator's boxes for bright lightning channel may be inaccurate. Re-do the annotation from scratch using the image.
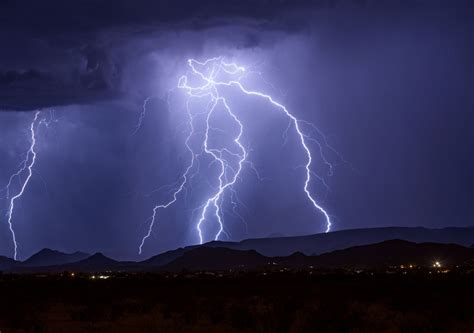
[138,98,197,254]
[138,57,334,254]
[3,111,51,260]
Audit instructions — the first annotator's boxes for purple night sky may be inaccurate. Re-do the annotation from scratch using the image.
[0,0,472,260]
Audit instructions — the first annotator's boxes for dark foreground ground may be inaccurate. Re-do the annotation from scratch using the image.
[1,272,473,333]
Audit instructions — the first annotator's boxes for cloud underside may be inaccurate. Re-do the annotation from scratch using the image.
[0,0,327,111]
[0,0,451,111]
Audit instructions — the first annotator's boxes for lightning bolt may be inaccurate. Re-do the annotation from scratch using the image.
[2,111,52,260]
[132,91,174,136]
[195,95,246,243]
[138,98,197,254]
[132,96,154,135]
[139,57,336,253]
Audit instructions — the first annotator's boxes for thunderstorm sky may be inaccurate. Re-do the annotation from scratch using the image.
[0,0,473,260]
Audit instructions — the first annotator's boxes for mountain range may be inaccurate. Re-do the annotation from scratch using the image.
[2,226,474,272]
[205,226,474,256]
[20,248,90,267]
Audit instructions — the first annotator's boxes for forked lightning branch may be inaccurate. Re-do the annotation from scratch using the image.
[139,57,335,254]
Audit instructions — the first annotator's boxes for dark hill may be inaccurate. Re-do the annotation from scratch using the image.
[143,247,192,268]
[310,239,474,268]
[17,253,133,273]
[64,253,127,271]
[21,248,90,267]
[205,226,474,257]
[159,240,474,271]
[161,247,267,271]
[0,255,16,271]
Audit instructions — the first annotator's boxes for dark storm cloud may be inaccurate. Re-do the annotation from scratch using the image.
[0,0,320,32]
[0,0,327,111]
[3,0,457,111]
[0,48,121,110]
